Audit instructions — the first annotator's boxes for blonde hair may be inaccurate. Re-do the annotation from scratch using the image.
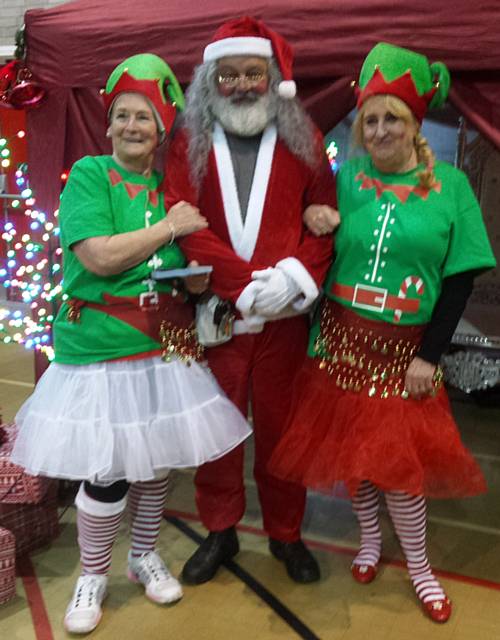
[352,95,437,190]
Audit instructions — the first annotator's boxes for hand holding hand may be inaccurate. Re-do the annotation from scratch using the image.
[303,204,340,236]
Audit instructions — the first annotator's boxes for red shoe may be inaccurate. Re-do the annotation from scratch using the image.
[422,597,452,623]
[351,562,377,584]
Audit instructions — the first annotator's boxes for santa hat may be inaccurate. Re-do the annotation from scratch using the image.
[356,43,450,123]
[203,16,296,99]
[102,53,185,142]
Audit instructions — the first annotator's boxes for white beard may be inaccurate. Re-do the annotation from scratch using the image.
[210,92,276,137]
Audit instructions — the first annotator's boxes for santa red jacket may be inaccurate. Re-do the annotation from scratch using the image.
[164,123,337,324]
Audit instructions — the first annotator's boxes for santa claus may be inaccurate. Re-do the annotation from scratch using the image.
[164,16,339,585]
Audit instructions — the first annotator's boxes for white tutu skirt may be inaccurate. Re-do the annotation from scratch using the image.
[11,356,251,484]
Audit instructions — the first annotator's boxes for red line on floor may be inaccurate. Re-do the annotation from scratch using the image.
[165,507,500,592]
[16,555,54,640]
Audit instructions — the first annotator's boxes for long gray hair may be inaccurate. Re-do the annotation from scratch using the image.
[183,60,319,189]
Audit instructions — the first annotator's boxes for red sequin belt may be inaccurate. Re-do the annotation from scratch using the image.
[67,292,203,364]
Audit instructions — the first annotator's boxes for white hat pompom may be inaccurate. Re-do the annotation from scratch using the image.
[278,80,297,99]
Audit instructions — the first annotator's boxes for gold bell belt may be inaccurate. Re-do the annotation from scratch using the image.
[67,292,203,365]
[313,298,433,399]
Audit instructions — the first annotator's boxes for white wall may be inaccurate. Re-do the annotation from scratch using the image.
[0,0,66,52]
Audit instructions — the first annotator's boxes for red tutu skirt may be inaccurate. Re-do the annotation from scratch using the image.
[269,300,486,498]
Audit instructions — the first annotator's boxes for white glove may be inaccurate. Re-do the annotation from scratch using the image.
[235,279,266,316]
[252,267,300,316]
[233,280,267,333]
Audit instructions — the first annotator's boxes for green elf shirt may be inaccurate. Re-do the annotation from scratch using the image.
[308,155,496,356]
[54,155,186,364]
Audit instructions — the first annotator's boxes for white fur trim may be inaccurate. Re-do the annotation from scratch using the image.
[276,257,319,311]
[213,122,243,254]
[233,303,308,334]
[233,318,265,334]
[204,37,272,62]
[213,123,277,261]
[75,482,127,517]
[278,80,296,99]
[241,125,277,260]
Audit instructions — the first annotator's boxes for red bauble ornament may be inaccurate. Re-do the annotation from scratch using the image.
[0,60,45,110]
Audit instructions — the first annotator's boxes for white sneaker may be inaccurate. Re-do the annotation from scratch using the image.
[64,574,108,634]
[127,550,183,604]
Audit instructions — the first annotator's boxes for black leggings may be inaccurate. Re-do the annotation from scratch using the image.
[83,480,130,503]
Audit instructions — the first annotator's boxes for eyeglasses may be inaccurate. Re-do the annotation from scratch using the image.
[217,71,267,89]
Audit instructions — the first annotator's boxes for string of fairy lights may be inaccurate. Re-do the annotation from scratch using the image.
[0,129,66,361]
[326,139,339,172]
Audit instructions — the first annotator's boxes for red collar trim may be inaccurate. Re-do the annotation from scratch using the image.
[355,170,441,203]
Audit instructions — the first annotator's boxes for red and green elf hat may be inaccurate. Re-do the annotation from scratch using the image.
[102,53,185,141]
[356,43,450,123]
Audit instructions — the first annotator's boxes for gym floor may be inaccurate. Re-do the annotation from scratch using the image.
[1,341,500,640]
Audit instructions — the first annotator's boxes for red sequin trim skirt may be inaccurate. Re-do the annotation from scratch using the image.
[269,299,486,498]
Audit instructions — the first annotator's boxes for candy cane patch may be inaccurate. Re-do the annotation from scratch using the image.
[394,276,425,322]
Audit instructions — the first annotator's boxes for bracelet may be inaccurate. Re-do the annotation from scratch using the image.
[167,221,176,245]
[432,365,444,388]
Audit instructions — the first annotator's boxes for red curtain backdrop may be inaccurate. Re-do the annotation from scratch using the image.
[22,0,500,215]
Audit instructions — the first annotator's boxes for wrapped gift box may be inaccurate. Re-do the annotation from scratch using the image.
[0,483,59,556]
[0,526,16,605]
[0,423,51,504]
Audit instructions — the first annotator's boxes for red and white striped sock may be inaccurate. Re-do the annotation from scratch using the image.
[75,484,127,576]
[352,480,382,567]
[128,476,170,558]
[385,491,446,603]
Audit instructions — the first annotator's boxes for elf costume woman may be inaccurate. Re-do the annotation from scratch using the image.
[11,53,251,634]
[270,43,496,623]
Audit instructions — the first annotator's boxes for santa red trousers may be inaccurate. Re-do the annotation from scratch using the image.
[194,315,308,542]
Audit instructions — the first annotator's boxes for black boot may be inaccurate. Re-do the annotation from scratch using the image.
[269,538,320,583]
[182,527,239,584]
